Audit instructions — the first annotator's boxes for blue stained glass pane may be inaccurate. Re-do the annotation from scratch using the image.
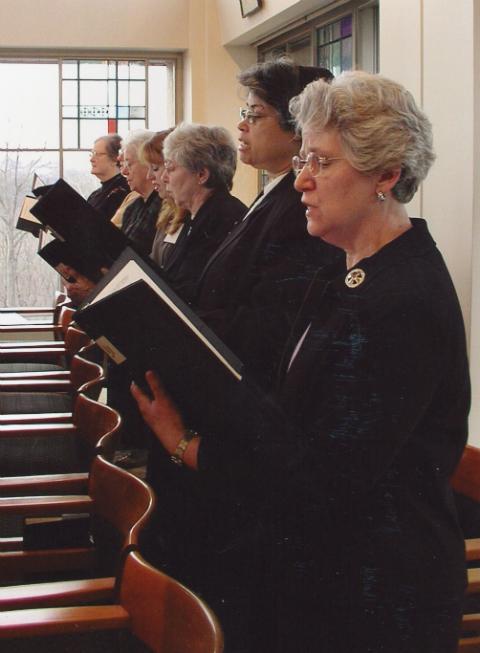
[341,37,353,71]
[341,16,352,38]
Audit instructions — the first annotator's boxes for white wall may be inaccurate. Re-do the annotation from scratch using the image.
[380,0,479,443]
[184,0,257,203]
[0,0,189,50]
[216,0,332,46]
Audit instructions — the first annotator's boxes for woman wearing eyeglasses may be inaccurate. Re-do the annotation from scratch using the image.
[88,134,130,220]
[192,58,340,388]
[134,72,469,653]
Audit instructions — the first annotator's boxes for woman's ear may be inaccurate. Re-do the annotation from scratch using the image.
[197,167,210,185]
[376,167,402,195]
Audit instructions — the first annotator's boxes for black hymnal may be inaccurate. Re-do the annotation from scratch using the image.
[30,178,130,275]
[39,238,105,283]
[75,247,244,434]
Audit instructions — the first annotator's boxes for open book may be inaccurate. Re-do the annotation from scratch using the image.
[75,247,244,432]
[15,175,51,236]
[16,195,43,236]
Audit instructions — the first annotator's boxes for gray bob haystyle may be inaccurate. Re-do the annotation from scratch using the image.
[163,123,237,191]
[289,71,435,203]
[122,129,155,154]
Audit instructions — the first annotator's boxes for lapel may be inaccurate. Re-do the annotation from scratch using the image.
[198,172,295,283]
[275,261,343,389]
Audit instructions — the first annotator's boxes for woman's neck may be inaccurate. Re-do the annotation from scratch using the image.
[265,164,291,183]
[345,204,411,269]
[188,186,215,217]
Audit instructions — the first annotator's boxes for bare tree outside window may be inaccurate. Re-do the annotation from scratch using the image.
[0,56,176,307]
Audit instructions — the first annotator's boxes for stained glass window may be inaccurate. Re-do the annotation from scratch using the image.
[61,59,170,148]
[316,16,353,76]
[0,56,177,306]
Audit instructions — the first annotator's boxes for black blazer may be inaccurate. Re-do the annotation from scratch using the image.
[194,171,340,383]
[87,173,130,221]
[199,219,470,652]
[162,189,246,304]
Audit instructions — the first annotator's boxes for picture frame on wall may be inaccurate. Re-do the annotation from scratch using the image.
[240,0,261,18]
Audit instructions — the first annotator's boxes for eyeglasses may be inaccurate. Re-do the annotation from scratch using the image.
[292,152,344,177]
[90,150,108,158]
[239,108,270,125]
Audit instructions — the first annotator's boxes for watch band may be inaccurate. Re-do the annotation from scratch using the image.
[170,429,199,466]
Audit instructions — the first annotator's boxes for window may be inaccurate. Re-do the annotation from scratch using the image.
[259,0,378,74]
[0,54,179,307]
[317,15,353,76]
[256,1,377,189]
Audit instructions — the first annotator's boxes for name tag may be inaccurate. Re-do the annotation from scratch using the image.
[164,224,184,244]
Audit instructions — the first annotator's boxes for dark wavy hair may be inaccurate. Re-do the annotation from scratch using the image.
[238,57,333,132]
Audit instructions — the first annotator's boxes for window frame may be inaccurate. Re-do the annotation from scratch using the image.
[257,0,378,73]
[0,49,183,175]
[0,49,182,306]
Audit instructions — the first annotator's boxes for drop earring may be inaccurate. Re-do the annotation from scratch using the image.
[376,191,386,202]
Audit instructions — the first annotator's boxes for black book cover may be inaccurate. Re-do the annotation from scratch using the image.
[30,178,130,271]
[38,239,104,283]
[75,273,244,434]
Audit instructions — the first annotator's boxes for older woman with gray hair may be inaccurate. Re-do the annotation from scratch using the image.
[133,72,469,652]
[121,129,161,256]
[159,122,246,302]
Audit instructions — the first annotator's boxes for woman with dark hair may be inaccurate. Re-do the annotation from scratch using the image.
[134,71,469,653]
[87,133,129,220]
[192,58,339,386]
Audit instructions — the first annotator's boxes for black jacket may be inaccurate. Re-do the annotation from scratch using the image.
[163,189,247,304]
[87,173,130,221]
[194,171,340,384]
[199,219,470,652]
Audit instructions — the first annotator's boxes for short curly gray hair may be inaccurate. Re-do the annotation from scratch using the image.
[163,123,237,191]
[289,71,435,203]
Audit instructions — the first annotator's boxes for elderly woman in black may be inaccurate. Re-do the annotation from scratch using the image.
[158,123,246,302]
[87,133,129,220]
[193,59,338,386]
[133,71,470,653]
